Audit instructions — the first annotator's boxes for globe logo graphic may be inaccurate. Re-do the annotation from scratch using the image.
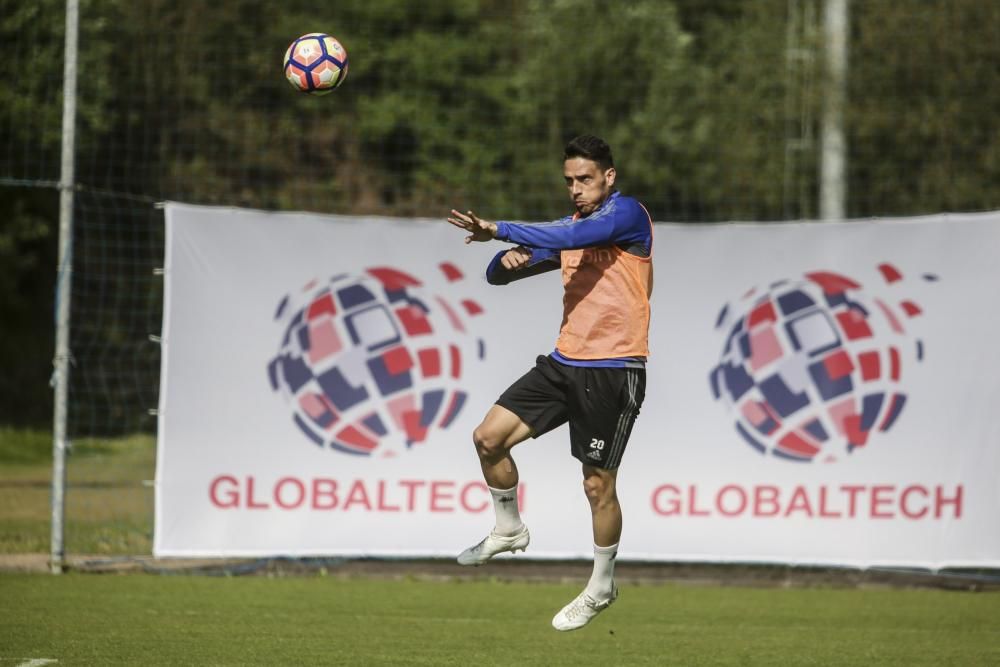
[710,264,935,463]
[267,264,484,457]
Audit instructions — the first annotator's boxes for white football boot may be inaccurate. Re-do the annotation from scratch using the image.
[456,525,530,565]
[551,585,618,631]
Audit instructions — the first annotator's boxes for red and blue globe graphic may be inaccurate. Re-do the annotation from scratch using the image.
[268,264,484,457]
[710,264,934,463]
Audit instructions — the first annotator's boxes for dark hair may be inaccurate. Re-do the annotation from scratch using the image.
[563,134,614,171]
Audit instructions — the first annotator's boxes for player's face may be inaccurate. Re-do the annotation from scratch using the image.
[564,157,616,216]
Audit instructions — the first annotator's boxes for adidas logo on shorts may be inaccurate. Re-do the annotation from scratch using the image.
[586,450,602,461]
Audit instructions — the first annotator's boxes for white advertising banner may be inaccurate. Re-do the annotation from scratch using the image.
[156,203,1000,568]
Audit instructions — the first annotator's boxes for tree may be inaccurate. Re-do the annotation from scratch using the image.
[848,0,1000,216]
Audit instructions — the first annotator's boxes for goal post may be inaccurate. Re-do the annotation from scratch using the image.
[50,0,79,574]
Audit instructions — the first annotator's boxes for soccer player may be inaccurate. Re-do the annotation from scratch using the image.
[446,135,653,631]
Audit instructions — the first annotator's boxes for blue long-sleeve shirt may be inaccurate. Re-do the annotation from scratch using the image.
[486,191,651,286]
[483,191,652,368]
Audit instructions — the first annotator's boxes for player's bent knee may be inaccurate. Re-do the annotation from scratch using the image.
[582,477,604,498]
[582,475,617,507]
[472,426,505,462]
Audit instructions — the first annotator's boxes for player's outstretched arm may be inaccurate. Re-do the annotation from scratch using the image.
[447,209,497,244]
[496,197,650,252]
[446,208,559,284]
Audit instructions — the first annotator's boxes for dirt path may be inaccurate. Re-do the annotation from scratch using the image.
[3,553,997,591]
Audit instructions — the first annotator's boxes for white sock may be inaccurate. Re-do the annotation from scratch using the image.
[585,542,618,600]
[488,484,523,536]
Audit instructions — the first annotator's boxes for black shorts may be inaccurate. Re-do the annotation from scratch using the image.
[496,355,646,470]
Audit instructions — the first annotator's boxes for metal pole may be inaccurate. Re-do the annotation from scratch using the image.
[820,0,848,220]
[51,0,80,574]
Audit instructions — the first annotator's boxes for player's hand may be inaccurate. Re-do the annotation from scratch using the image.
[501,246,532,271]
[447,209,497,244]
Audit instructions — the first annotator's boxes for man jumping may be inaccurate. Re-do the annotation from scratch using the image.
[446,134,653,631]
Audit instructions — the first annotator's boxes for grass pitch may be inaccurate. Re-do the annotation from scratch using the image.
[2,429,998,664]
[0,428,154,554]
[2,573,999,666]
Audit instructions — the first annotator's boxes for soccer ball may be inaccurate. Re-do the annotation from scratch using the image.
[283,33,348,95]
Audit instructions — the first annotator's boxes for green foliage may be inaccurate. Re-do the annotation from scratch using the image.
[849,0,1000,216]
[506,0,696,220]
[0,0,64,176]
[671,1,798,221]
[2,0,1000,432]
[0,189,57,427]
[3,0,999,218]
[0,0,119,179]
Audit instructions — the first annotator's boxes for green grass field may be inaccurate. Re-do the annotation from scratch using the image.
[2,573,999,665]
[3,429,998,664]
[0,428,154,554]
